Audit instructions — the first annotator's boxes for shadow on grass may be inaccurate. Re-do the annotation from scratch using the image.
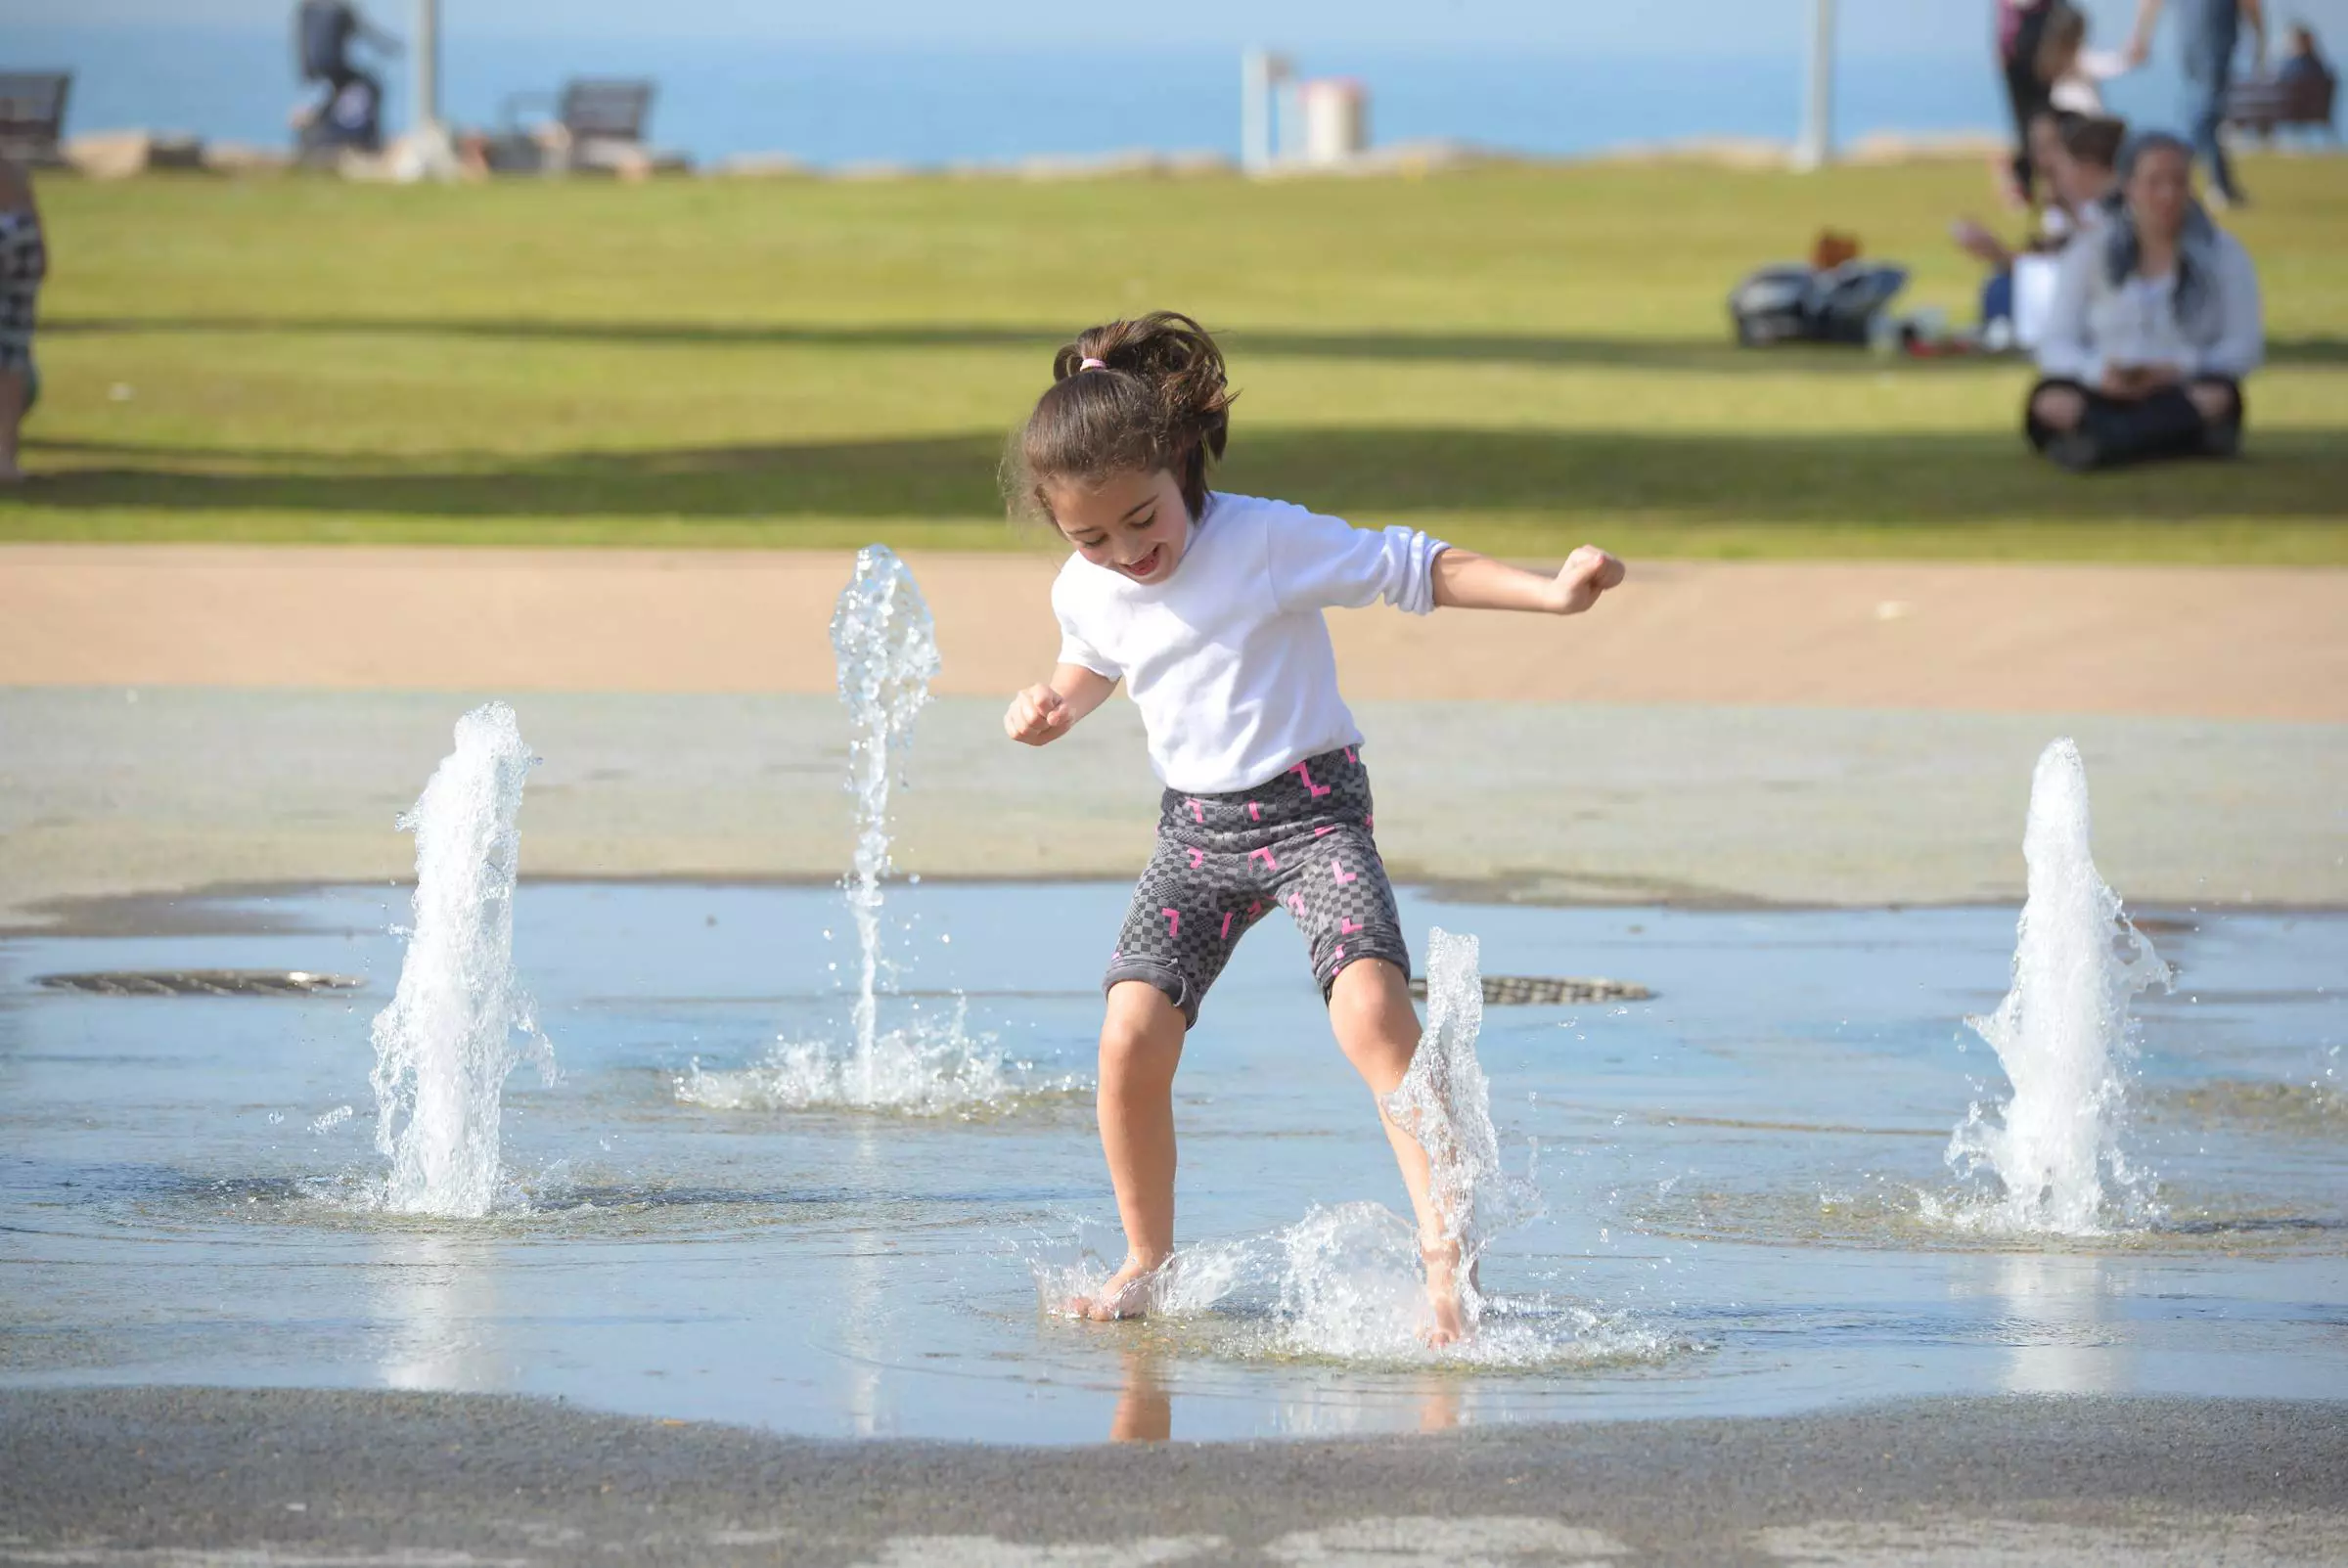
[23,426,2348,525]
[48,313,2348,375]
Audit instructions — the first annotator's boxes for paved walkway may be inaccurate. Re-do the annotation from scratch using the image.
[3,690,2341,931]
[2,1388,2341,1567]
[5,546,2345,720]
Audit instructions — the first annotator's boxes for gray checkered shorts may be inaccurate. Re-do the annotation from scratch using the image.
[1106,744,1410,1027]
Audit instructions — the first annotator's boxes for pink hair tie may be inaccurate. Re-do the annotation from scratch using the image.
[1078,357,1107,371]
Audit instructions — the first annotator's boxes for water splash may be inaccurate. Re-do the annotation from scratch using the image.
[366,702,556,1218]
[1935,739,2169,1235]
[675,999,1082,1118]
[1030,927,1607,1364]
[1380,926,1545,1329]
[831,545,942,1103]
[1033,1205,1664,1370]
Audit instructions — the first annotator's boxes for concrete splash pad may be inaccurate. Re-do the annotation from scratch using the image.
[3,881,2341,1446]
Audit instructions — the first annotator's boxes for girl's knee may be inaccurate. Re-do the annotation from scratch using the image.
[1327,959,1419,1079]
[1328,957,1410,1025]
[1099,986,1183,1088]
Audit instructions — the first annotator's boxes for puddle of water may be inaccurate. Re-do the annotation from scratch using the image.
[0,883,2341,1442]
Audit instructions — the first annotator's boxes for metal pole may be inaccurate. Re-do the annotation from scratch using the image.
[414,0,439,136]
[1794,0,1835,171]
[1242,48,1270,173]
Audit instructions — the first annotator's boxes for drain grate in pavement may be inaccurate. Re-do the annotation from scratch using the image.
[33,969,367,998]
[1408,974,1653,1006]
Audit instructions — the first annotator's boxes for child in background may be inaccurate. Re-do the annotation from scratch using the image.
[2039,3,2134,115]
[1001,312,1624,1341]
[0,154,44,483]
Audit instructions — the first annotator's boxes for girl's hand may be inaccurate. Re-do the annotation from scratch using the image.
[1552,546,1627,614]
[1005,683,1073,745]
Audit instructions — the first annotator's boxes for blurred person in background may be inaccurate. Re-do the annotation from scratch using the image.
[1964,113,2129,340]
[293,0,399,156]
[2038,2,2134,112]
[2128,0,2269,206]
[2276,21,2332,92]
[0,153,43,484]
[2026,132,2263,470]
[1997,0,2061,205]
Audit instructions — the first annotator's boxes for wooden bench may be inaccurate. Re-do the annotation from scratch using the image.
[489,78,657,174]
[2224,67,2337,139]
[0,71,71,166]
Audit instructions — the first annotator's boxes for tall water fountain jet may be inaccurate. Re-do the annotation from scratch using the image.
[1943,739,2169,1234]
[677,549,1063,1117]
[830,545,941,1103]
[369,702,555,1217]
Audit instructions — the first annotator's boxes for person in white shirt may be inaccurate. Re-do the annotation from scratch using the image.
[2038,2,2134,113]
[1962,112,2127,341]
[2027,131,2264,471]
[1001,312,1624,1341]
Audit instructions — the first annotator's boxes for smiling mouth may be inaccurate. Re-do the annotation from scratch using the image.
[1120,546,1165,579]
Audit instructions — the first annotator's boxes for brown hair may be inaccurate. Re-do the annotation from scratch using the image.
[1010,311,1235,526]
[2036,1,2086,81]
[2062,113,2127,171]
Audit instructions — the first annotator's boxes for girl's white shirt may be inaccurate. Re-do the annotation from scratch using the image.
[1053,492,1447,794]
[2050,48,2130,113]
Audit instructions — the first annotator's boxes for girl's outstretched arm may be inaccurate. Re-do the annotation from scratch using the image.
[1005,663,1117,746]
[1433,545,1626,615]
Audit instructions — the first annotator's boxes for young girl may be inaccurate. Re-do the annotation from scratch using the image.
[1001,313,1625,1341]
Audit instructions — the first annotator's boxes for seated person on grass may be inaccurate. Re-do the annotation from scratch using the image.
[2026,132,2263,472]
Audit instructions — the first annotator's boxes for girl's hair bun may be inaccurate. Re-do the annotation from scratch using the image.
[1013,312,1236,523]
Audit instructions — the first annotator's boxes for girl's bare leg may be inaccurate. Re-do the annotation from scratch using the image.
[1075,979,1187,1320]
[1326,959,1467,1344]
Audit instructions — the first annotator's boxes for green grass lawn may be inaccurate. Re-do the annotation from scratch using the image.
[9,157,2346,560]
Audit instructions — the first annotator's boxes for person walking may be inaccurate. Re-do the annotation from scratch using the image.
[2128,0,2269,206]
[1998,1,2061,205]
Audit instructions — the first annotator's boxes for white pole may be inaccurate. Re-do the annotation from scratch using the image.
[414,0,440,136]
[1795,0,1835,171]
[1242,48,1270,173]
[394,0,458,179]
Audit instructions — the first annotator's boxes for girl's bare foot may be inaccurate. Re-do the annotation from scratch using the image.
[1068,1253,1162,1322]
[1421,1238,1469,1346]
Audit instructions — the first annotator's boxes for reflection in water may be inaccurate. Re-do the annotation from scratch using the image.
[1110,1348,1171,1444]
[846,1124,886,1437]
[1416,1373,1463,1434]
[1105,1350,1467,1442]
[377,1232,507,1392]
[1988,1251,2123,1395]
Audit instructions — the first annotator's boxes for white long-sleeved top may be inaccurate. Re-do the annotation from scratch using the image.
[1052,492,1447,794]
[2035,226,2265,385]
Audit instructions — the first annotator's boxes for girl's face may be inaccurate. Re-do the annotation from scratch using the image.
[1048,467,1191,586]
[2127,146,2192,243]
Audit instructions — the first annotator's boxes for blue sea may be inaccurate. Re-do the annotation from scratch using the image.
[7,21,2224,168]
